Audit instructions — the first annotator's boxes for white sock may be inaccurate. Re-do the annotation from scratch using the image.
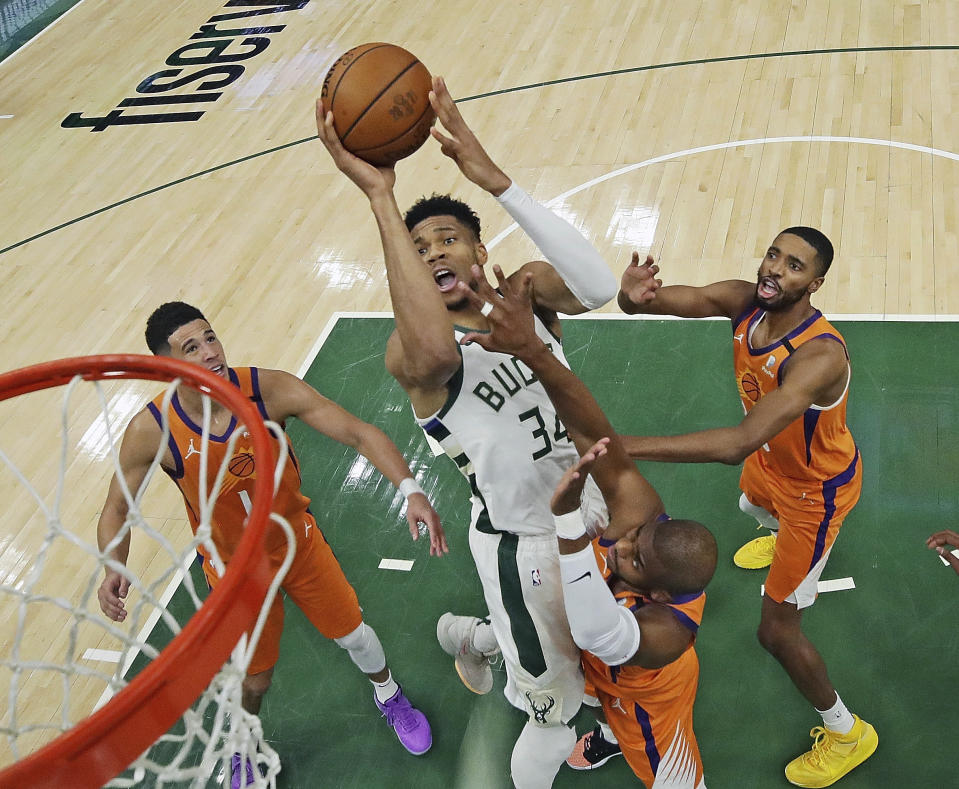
[598,720,618,744]
[739,493,780,533]
[473,617,499,655]
[817,692,855,735]
[371,670,399,703]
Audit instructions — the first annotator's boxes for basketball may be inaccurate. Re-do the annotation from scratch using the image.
[321,42,435,166]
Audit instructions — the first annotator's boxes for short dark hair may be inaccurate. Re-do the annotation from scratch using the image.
[781,226,834,276]
[653,519,718,597]
[403,194,482,241]
[145,302,207,355]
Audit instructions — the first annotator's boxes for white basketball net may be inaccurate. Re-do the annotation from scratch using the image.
[0,373,295,787]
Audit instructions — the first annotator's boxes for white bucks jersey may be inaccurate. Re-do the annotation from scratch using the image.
[416,315,604,537]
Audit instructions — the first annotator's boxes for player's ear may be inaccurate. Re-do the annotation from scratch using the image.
[648,588,673,604]
[807,276,825,294]
[476,243,489,267]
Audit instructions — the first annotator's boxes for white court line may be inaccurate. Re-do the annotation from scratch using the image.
[487,135,959,250]
[378,558,414,571]
[296,311,392,378]
[0,115,13,119]
[94,558,193,711]
[0,0,89,65]
[761,577,855,597]
[940,549,959,567]
[82,648,122,662]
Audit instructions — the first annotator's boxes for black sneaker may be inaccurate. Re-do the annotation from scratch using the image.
[566,725,623,770]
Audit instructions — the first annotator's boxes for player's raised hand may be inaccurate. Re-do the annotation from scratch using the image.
[314,98,396,194]
[458,264,544,358]
[618,252,662,309]
[405,492,449,557]
[927,529,959,575]
[551,438,610,516]
[428,76,511,195]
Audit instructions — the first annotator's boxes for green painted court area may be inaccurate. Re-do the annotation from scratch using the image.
[142,317,959,788]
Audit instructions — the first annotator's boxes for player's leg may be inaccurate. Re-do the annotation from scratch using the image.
[284,523,431,755]
[469,528,584,785]
[202,558,283,788]
[510,720,577,789]
[734,458,781,569]
[760,468,876,787]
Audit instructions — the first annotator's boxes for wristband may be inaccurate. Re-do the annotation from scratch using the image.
[553,509,587,540]
[399,477,425,499]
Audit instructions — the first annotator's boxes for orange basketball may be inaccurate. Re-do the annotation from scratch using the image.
[321,42,435,166]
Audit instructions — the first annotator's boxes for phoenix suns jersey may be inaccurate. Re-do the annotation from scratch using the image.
[146,366,312,566]
[416,314,604,537]
[582,583,706,788]
[733,307,857,482]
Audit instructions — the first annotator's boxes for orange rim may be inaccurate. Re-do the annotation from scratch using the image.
[0,355,276,788]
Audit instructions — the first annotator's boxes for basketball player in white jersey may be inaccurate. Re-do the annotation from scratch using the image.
[316,75,617,788]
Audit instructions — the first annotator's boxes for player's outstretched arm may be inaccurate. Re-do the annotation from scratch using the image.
[621,336,847,464]
[316,98,460,391]
[428,76,511,195]
[618,251,754,319]
[927,530,959,575]
[431,77,616,315]
[263,369,448,556]
[551,441,693,669]
[96,412,159,622]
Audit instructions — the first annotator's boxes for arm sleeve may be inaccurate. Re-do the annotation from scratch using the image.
[496,182,617,309]
[558,544,641,666]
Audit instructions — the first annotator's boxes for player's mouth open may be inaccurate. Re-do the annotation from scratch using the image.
[758,277,780,299]
[209,364,225,375]
[434,268,457,292]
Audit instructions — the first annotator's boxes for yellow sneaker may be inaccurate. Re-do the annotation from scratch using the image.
[785,716,878,787]
[733,535,777,569]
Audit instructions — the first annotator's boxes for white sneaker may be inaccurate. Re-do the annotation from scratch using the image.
[436,613,498,695]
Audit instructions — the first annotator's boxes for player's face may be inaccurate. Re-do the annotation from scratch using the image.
[166,320,228,377]
[410,215,488,311]
[754,232,824,311]
[606,521,670,595]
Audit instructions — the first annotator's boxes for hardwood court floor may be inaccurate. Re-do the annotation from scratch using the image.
[1,0,958,784]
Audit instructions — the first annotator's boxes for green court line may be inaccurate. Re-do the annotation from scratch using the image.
[3,43,958,256]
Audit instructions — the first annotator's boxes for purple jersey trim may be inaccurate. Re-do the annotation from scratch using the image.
[810,446,860,570]
[748,309,823,356]
[633,702,661,775]
[146,401,183,479]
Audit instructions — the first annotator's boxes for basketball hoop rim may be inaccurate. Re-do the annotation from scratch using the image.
[0,354,277,789]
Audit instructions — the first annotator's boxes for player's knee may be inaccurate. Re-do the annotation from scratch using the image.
[510,721,576,789]
[243,669,273,699]
[757,617,789,656]
[334,621,387,675]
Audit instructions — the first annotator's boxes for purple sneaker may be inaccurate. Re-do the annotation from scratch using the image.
[230,753,255,789]
[375,687,432,755]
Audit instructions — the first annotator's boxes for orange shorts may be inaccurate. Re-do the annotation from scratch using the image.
[584,651,704,787]
[740,448,862,604]
[203,512,363,675]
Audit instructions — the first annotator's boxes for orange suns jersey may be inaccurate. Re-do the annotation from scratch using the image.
[146,366,312,565]
[581,547,706,787]
[582,587,704,710]
[732,307,857,483]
